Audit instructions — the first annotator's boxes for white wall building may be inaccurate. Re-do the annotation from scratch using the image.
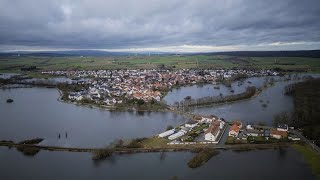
[204,120,222,142]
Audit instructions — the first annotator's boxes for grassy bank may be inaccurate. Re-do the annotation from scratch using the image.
[293,144,320,179]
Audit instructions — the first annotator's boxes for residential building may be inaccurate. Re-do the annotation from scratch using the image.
[229,124,240,137]
[277,124,289,132]
[205,121,221,141]
[270,129,288,139]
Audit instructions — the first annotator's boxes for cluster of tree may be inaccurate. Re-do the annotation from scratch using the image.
[0,75,30,85]
[57,83,88,101]
[1,76,62,87]
[275,78,320,146]
[92,148,114,161]
[0,78,11,84]
[126,138,147,148]
[187,148,219,168]
[174,86,256,108]
[19,79,59,87]
[18,138,43,145]
[284,75,314,95]
[16,146,40,156]
[110,138,147,149]
[57,83,88,92]
[230,73,249,81]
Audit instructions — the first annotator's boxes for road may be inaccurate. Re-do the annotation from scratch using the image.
[291,129,320,153]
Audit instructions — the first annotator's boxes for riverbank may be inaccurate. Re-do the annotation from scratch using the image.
[0,139,294,154]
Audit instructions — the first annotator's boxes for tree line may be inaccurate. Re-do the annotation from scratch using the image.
[276,78,320,146]
[174,86,256,108]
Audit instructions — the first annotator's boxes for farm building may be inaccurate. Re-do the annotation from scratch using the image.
[168,131,186,140]
[158,129,175,138]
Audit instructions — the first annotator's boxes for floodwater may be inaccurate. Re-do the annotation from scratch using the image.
[191,79,294,125]
[0,88,188,148]
[165,74,318,125]
[164,76,269,105]
[0,147,315,180]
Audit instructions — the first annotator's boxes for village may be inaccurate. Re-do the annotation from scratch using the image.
[41,67,296,147]
[42,68,279,106]
[157,115,300,146]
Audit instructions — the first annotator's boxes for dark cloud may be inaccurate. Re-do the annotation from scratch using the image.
[0,0,320,51]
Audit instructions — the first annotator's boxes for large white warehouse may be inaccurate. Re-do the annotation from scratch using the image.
[158,129,175,138]
[168,131,186,140]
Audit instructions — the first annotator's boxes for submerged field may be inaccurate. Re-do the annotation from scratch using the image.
[1,55,320,72]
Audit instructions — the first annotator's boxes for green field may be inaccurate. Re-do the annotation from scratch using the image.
[1,55,320,73]
[293,144,320,179]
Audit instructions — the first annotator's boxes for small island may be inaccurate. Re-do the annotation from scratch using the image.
[6,99,14,103]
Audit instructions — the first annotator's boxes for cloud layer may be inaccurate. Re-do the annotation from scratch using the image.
[1,0,320,52]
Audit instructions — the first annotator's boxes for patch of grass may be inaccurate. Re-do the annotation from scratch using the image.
[225,136,247,144]
[187,148,219,168]
[126,138,147,148]
[293,144,320,179]
[140,137,169,148]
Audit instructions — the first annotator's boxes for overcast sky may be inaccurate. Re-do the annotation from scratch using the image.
[0,0,320,52]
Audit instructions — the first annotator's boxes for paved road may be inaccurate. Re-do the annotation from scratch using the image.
[291,129,320,153]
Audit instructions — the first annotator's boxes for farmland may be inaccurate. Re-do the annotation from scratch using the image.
[1,54,320,73]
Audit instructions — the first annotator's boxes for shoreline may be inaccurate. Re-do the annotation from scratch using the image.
[0,140,293,154]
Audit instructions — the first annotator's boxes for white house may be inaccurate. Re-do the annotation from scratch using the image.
[288,136,301,141]
[75,95,83,101]
[246,124,254,130]
[185,120,198,128]
[155,96,161,102]
[219,121,225,129]
[277,124,288,132]
[199,117,213,123]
